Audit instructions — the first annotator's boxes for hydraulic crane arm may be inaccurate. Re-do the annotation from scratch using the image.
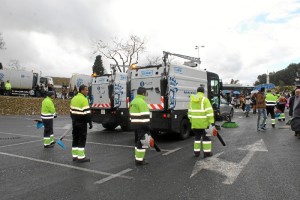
[163,51,200,66]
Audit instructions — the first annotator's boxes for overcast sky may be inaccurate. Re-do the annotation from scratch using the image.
[1,0,300,85]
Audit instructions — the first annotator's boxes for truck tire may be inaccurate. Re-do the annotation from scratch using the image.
[178,119,191,140]
[102,123,118,130]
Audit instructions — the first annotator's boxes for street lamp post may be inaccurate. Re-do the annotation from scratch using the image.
[195,45,205,67]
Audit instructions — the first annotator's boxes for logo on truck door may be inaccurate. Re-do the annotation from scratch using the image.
[141,70,153,77]
[140,81,152,87]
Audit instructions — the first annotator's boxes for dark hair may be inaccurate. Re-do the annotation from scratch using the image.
[197,86,205,93]
[137,87,146,95]
[260,87,265,92]
[79,84,87,93]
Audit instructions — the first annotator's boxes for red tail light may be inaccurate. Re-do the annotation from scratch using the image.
[163,114,167,118]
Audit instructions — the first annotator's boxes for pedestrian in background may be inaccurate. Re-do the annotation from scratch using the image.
[265,89,277,128]
[188,86,215,158]
[290,89,300,136]
[70,84,92,163]
[41,91,57,148]
[0,80,4,95]
[245,96,252,117]
[5,80,12,96]
[251,93,257,114]
[256,87,267,131]
[129,87,150,166]
[277,93,287,121]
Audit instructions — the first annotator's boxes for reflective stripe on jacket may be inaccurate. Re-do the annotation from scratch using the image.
[70,93,91,122]
[188,92,214,129]
[265,92,277,107]
[129,95,150,125]
[41,96,56,119]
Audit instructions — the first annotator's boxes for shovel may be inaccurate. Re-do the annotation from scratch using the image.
[34,119,44,129]
[56,128,72,150]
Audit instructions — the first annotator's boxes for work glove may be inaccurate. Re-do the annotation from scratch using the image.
[89,122,93,129]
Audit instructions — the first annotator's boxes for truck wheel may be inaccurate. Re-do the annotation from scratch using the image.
[102,123,117,130]
[178,119,191,140]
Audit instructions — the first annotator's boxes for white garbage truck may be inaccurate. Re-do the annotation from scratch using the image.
[127,51,222,139]
[90,70,130,130]
[0,69,39,95]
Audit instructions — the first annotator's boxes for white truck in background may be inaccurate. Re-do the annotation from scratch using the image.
[69,73,92,95]
[0,69,39,95]
[0,69,54,96]
[90,71,130,130]
[127,51,222,139]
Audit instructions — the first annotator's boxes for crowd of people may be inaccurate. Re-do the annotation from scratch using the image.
[224,86,300,135]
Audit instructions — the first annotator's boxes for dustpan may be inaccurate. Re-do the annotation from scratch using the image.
[56,128,72,150]
[34,119,44,129]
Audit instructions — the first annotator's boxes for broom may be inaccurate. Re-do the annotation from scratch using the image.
[221,114,239,128]
[56,128,72,150]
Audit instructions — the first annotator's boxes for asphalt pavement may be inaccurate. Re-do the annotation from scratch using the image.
[0,109,300,200]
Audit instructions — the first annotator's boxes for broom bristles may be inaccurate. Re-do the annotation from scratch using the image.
[221,121,239,128]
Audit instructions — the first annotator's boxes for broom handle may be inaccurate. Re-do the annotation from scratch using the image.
[59,127,72,140]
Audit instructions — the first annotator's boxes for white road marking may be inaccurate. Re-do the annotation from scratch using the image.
[190,139,268,185]
[0,131,40,138]
[0,151,133,180]
[94,168,133,184]
[0,139,41,148]
[0,131,177,154]
[162,147,182,156]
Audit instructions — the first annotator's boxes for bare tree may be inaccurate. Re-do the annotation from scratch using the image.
[230,79,239,84]
[146,55,161,65]
[94,35,146,72]
[8,59,25,70]
[0,33,5,50]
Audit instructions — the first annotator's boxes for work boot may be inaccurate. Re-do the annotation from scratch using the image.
[260,125,266,130]
[77,157,90,163]
[283,119,285,122]
[44,143,55,148]
[204,152,213,158]
[272,124,275,128]
[194,152,200,157]
[135,160,148,166]
[72,157,78,161]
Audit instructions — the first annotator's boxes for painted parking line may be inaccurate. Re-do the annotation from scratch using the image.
[0,131,182,155]
[162,147,182,156]
[0,139,41,148]
[94,168,133,184]
[0,131,40,139]
[0,151,133,181]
